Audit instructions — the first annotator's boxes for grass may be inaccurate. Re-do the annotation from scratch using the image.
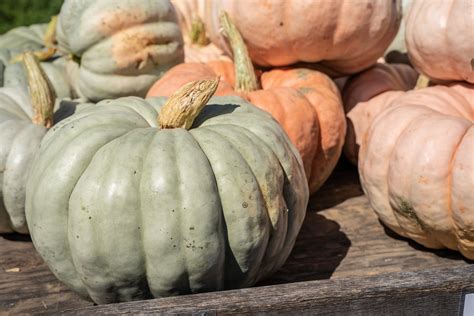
[0,0,63,34]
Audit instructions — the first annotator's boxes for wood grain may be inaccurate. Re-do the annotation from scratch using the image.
[53,266,474,315]
[0,158,471,314]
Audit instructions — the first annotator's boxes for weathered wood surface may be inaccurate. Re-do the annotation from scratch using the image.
[0,159,471,314]
[55,266,474,315]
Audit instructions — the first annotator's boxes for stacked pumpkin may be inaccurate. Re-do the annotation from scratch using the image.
[2,0,471,306]
[345,0,473,259]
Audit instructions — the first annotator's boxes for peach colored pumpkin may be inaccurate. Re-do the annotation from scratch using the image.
[201,0,401,74]
[342,63,418,164]
[351,83,474,259]
[171,0,229,63]
[405,0,474,83]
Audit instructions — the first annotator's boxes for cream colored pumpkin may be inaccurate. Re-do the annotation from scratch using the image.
[352,83,474,259]
[405,0,474,83]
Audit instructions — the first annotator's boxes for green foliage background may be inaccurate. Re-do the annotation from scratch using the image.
[0,0,63,35]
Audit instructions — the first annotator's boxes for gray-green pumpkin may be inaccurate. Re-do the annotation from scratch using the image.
[56,0,185,102]
[26,78,309,304]
[0,53,81,233]
[0,23,47,86]
[0,21,73,99]
[0,23,47,52]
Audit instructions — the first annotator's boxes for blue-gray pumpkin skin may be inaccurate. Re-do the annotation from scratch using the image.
[26,95,308,304]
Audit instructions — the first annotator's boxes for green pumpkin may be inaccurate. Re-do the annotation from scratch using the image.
[0,22,73,99]
[56,0,185,102]
[26,79,308,304]
[0,53,81,233]
[2,54,73,99]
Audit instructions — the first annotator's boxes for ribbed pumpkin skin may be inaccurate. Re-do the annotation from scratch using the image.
[0,87,80,233]
[147,62,345,194]
[356,84,474,259]
[342,63,417,164]
[171,0,229,63]
[25,95,308,304]
[202,0,401,73]
[405,0,474,83]
[0,87,45,233]
[56,0,184,102]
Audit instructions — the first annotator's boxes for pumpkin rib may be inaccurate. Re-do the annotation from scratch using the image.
[448,124,472,251]
[191,127,270,289]
[3,124,45,233]
[197,126,272,285]
[201,123,289,276]
[388,112,469,249]
[385,111,439,246]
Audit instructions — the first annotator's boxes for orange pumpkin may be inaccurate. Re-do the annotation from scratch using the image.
[171,0,229,63]
[351,83,474,259]
[342,63,418,164]
[148,13,345,194]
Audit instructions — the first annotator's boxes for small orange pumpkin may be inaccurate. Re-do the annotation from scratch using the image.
[148,12,345,194]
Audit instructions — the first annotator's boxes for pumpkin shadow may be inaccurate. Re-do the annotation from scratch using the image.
[381,223,473,263]
[257,213,351,286]
[1,233,31,242]
[54,100,82,122]
[308,156,363,212]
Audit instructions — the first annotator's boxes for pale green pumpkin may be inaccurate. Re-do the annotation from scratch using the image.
[0,23,47,52]
[26,79,308,304]
[0,53,81,233]
[0,21,73,99]
[56,0,185,102]
[0,23,47,87]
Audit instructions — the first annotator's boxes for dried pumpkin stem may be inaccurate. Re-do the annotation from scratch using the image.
[415,74,430,90]
[44,15,58,48]
[10,16,58,64]
[21,52,56,128]
[158,77,220,130]
[219,11,259,92]
[190,17,209,46]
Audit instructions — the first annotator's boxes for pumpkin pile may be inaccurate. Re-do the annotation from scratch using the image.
[0,0,472,306]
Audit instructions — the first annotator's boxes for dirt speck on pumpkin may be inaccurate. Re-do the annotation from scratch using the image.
[189,227,195,230]
[98,9,147,36]
[242,202,248,208]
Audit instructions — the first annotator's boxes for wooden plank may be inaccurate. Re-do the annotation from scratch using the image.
[0,159,471,314]
[52,266,474,315]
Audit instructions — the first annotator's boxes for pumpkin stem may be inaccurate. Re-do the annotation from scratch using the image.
[219,11,259,92]
[415,74,430,89]
[10,16,58,64]
[158,77,220,130]
[190,17,209,46]
[21,52,57,128]
[44,15,58,48]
